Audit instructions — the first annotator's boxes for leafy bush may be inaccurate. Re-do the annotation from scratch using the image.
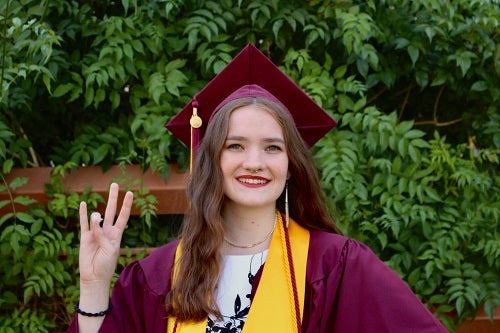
[0,0,498,331]
[316,108,499,327]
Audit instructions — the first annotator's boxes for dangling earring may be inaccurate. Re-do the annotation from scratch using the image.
[285,181,290,228]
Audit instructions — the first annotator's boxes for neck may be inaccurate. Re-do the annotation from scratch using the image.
[222,205,277,255]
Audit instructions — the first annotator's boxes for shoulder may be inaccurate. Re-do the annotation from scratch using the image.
[131,239,180,296]
[304,231,449,332]
[307,230,381,279]
[309,230,377,258]
[139,239,180,269]
[308,230,369,260]
[309,230,349,248]
[307,230,407,285]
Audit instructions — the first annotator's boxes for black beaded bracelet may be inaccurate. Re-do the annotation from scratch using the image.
[75,300,113,317]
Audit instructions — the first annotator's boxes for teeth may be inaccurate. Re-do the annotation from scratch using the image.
[239,178,267,184]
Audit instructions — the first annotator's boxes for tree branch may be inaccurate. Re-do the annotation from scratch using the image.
[367,86,387,105]
[399,83,413,121]
[415,117,463,127]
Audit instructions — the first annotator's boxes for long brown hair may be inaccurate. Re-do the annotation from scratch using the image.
[165,97,341,321]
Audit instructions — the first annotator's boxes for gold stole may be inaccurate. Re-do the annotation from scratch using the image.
[167,215,310,333]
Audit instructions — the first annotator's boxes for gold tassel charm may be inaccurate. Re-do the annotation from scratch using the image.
[189,103,202,172]
[189,106,202,129]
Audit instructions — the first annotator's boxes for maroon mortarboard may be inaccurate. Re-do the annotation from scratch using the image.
[166,43,337,169]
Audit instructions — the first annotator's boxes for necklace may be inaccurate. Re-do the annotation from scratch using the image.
[224,214,277,249]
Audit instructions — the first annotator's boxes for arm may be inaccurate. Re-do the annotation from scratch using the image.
[303,233,449,332]
[329,239,449,332]
[76,183,133,333]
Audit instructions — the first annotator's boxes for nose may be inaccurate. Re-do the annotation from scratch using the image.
[242,148,265,172]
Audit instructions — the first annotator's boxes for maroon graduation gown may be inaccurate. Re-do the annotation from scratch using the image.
[67,231,449,332]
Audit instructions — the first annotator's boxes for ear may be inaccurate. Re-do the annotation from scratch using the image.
[287,170,291,179]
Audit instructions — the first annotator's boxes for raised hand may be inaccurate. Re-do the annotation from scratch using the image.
[78,183,134,286]
[76,183,133,330]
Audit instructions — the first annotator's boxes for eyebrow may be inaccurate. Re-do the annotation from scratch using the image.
[226,135,285,144]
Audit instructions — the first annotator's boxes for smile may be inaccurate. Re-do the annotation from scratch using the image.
[237,177,269,185]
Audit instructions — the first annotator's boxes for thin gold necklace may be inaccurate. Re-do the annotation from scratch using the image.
[224,214,277,249]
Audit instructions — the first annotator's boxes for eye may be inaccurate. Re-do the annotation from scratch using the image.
[226,143,243,150]
[266,145,283,152]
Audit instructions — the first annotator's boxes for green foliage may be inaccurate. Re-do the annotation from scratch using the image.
[1,0,498,331]
[316,106,499,328]
[0,175,77,330]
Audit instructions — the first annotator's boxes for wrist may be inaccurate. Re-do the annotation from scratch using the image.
[75,300,113,317]
[80,278,112,289]
[79,280,112,312]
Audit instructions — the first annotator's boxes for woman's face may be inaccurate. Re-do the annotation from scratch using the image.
[220,104,289,210]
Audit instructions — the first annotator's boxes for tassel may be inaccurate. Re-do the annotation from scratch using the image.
[189,100,202,172]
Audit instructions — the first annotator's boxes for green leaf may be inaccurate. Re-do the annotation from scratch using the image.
[377,232,388,249]
[10,232,20,253]
[306,30,320,47]
[52,84,73,97]
[408,267,421,286]
[0,213,14,227]
[424,27,435,43]
[484,300,496,319]
[431,71,447,86]
[444,269,461,277]
[23,286,34,304]
[353,97,366,112]
[84,87,94,108]
[2,159,14,174]
[424,187,441,202]
[337,94,354,113]
[356,58,369,78]
[30,220,43,235]
[334,65,347,79]
[409,144,420,162]
[456,296,465,315]
[428,294,448,305]
[121,0,130,13]
[110,90,120,110]
[43,74,52,93]
[15,212,35,223]
[9,177,28,189]
[0,200,10,210]
[403,128,425,140]
[123,44,133,60]
[92,144,110,164]
[424,261,434,279]
[273,19,283,40]
[14,195,37,206]
[213,61,226,74]
[397,120,414,134]
[463,291,477,307]
[394,38,409,49]
[415,71,428,88]
[471,81,487,92]
[397,139,407,158]
[407,45,419,66]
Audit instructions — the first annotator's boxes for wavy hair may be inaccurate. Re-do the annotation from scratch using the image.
[165,97,341,321]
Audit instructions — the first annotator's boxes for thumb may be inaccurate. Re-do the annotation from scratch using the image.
[89,212,114,253]
[90,212,103,230]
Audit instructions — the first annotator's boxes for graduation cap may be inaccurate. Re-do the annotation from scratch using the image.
[165,43,337,168]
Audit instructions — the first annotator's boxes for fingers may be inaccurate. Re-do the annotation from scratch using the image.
[103,183,119,227]
[82,183,133,232]
[115,191,134,230]
[80,201,89,233]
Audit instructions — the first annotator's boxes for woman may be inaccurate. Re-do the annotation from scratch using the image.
[68,44,448,332]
